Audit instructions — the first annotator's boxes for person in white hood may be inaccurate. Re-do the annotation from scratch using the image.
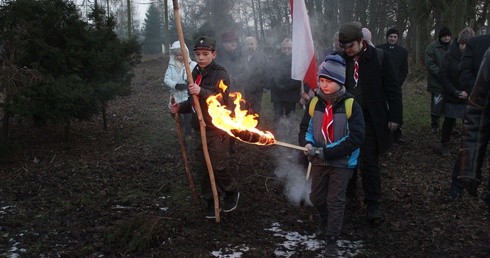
[164,41,197,137]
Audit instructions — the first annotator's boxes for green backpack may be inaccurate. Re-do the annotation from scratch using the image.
[308,96,354,118]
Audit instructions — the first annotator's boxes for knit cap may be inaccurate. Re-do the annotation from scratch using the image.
[362,27,374,47]
[319,54,346,85]
[386,28,399,38]
[457,27,475,44]
[338,21,363,44]
[438,27,452,38]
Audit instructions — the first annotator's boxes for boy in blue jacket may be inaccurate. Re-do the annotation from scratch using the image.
[299,54,365,254]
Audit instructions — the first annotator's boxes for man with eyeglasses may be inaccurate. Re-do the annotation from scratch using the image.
[338,21,403,222]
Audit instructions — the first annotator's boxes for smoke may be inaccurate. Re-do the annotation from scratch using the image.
[272,115,312,207]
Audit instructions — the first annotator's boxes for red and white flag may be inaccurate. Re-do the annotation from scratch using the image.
[290,0,317,89]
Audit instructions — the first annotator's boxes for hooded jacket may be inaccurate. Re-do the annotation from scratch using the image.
[425,39,450,93]
[299,91,365,169]
[164,41,197,102]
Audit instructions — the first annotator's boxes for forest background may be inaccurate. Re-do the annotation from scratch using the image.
[0,0,489,256]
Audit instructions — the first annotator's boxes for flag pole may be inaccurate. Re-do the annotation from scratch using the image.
[172,0,220,222]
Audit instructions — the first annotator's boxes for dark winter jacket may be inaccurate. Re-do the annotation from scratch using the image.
[299,92,365,169]
[270,52,302,103]
[178,61,231,136]
[243,49,269,111]
[458,46,490,182]
[341,44,402,154]
[459,34,490,92]
[425,39,450,93]
[377,43,409,85]
[439,40,467,104]
[215,46,245,93]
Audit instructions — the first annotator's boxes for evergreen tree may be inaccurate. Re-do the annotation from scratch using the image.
[0,0,141,138]
[141,4,164,54]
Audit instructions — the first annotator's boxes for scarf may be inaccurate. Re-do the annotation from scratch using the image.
[315,87,346,144]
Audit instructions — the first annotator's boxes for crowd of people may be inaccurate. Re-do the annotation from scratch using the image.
[165,23,489,255]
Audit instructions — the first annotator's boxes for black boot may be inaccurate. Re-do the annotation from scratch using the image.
[324,235,339,257]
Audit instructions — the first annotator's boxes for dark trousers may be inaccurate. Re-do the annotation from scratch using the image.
[441,117,456,143]
[309,159,353,237]
[180,113,193,136]
[194,131,236,200]
[449,156,465,195]
[431,93,444,129]
[360,116,381,205]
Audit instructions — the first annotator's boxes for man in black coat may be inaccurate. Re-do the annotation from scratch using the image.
[459,34,490,92]
[377,28,409,144]
[457,45,490,210]
[338,21,403,221]
[242,36,269,118]
[446,34,490,202]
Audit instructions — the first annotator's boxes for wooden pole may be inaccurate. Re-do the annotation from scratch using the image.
[172,0,220,222]
[171,95,200,206]
[305,161,312,180]
[274,140,308,151]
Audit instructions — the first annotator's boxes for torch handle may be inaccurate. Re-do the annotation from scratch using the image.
[306,161,312,180]
[273,140,308,151]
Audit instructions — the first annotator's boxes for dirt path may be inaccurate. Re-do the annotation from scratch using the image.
[0,54,488,257]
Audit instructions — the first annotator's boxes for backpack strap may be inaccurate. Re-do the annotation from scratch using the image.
[309,96,319,117]
[309,96,354,119]
[344,97,354,119]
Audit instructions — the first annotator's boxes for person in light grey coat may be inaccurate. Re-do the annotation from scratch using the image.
[164,41,197,137]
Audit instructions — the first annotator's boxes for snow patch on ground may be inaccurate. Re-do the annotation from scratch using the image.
[210,222,364,257]
[211,244,251,258]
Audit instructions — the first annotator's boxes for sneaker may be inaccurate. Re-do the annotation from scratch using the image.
[223,191,240,212]
[367,203,382,221]
[205,200,221,219]
[324,236,339,257]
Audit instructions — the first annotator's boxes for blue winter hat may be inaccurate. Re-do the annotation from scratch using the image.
[319,54,346,85]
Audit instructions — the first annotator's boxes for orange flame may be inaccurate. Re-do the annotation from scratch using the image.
[206,80,275,145]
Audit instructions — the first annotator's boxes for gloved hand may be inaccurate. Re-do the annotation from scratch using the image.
[316,147,324,160]
[388,122,399,132]
[175,83,187,91]
[304,144,316,157]
[304,144,325,160]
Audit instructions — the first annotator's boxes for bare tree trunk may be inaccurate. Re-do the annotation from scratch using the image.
[257,0,266,43]
[127,0,132,39]
[2,112,9,141]
[102,102,108,132]
[163,0,169,53]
